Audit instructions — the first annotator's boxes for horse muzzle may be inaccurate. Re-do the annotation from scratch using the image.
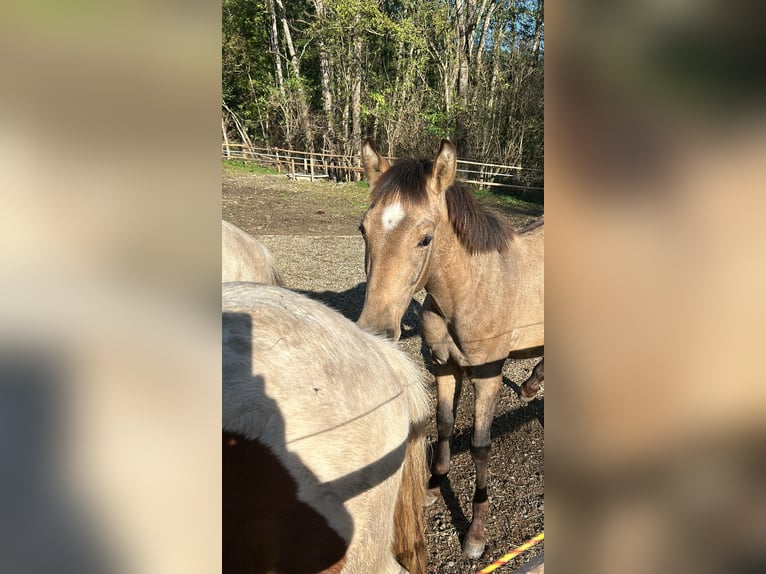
[357,311,401,342]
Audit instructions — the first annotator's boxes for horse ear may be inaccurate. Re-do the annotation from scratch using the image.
[432,139,457,194]
[361,138,390,185]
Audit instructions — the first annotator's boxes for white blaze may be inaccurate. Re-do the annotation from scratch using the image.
[381,202,405,231]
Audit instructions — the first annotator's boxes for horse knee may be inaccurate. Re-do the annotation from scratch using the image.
[470,443,491,465]
[430,344,449,365]
[435,416,454,439]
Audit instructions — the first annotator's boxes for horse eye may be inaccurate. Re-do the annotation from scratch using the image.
[418,235,433,247]
[358,224,366,237]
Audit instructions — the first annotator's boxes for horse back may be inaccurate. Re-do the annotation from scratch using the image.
[222,283,428,573]
[221,220,284,285]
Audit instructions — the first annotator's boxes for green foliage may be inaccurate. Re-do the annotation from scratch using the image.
[421,110,450,138]
[222,0,544,189]
[222,0,273,140]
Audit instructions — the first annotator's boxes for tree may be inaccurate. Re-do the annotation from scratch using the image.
[222,0,544,183]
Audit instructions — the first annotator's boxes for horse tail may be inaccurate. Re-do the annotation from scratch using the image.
[394,419,427,573]
[392,359,430,574]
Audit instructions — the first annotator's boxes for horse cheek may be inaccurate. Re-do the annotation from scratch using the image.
[410,248,430,290]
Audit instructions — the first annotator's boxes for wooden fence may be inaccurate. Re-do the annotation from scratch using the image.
[222,143,543,193]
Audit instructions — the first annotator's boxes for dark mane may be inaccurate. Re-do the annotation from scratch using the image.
[370,157,514,254]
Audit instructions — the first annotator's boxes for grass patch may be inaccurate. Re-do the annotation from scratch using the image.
[320,181,371,212]
[471,186,544,217]
[222,159,280,176]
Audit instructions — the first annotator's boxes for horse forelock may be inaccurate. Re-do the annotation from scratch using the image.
[369,157,514,255]
[370,158,432,209]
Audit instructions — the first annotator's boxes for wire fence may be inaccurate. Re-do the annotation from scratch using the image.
[221,143,543,194]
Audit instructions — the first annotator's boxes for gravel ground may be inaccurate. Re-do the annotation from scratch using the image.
[224,168,544,573]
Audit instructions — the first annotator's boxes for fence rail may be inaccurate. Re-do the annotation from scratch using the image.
[222,143,543,193]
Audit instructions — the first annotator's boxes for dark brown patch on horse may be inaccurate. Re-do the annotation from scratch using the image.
[371,157,514,255]
[223,431,348,574]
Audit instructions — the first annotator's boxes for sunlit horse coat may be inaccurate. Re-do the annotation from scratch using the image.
[357,139,544,558]
[222,220,284,285]
[223,283,429,573]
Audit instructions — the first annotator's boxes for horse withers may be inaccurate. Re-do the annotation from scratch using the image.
[357,139,544,558]
[222,219,284,285]
[223,283,430,573]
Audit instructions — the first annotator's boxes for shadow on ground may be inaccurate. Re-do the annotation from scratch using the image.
[297,284,422,340]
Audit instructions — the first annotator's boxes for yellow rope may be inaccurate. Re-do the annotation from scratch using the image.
[476,532,544,573]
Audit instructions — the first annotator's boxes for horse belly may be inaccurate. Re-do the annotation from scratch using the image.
[509,322,544,353]
[504,262,544,353]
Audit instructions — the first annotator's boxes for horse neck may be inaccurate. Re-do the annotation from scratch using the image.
[423,220,474,315]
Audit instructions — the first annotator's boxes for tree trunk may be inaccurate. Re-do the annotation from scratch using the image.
[313,0,335,150]
[487,19,505,113]
[454,0,478,157]
[274,0,300,78]
[532,0,544,61]
[273,0,313,149]
[475,1,497,70]
[351,28,363,180]
[266,0,285,97]
[222,115,230,158]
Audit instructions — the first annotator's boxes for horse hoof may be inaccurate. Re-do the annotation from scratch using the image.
[424,488,440,507]
[462,537,486,559]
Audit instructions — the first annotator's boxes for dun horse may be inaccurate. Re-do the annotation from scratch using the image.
[358,139,544,558]
[222,219,284,285]
[223,283,429,573]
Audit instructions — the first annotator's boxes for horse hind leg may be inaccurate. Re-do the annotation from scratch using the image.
[519,358,544,403]
[425,361,464,506]
[463,372,503,559]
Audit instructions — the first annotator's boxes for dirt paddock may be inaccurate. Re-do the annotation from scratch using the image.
[223,167,544,573]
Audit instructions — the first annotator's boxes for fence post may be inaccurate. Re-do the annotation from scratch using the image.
[222,118,230,159]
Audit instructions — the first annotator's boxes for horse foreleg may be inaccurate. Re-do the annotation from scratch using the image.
[425,361,463,506]
[519,358,544,402]
[464,373,502,559]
